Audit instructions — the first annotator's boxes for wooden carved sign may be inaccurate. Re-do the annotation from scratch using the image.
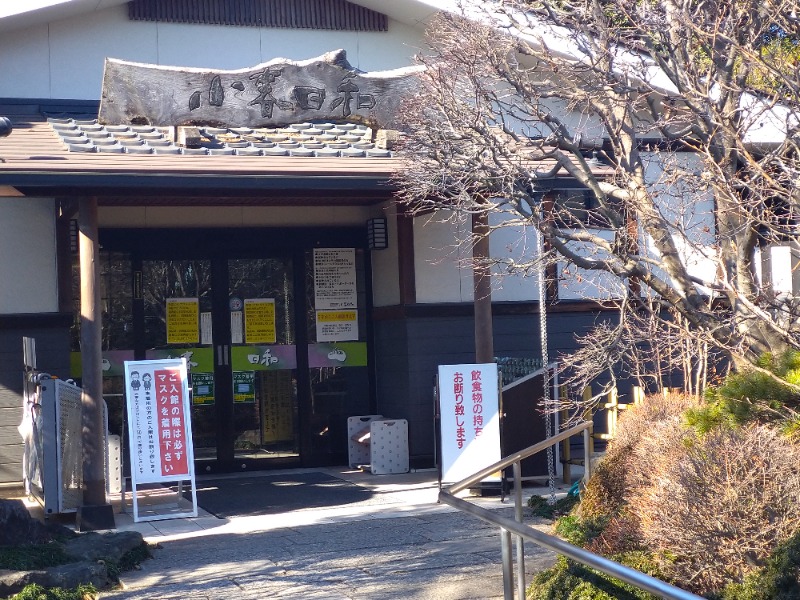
[99,49,421,129]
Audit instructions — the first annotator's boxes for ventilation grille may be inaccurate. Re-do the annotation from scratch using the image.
[56,379,84,512]
[128,0,388,31]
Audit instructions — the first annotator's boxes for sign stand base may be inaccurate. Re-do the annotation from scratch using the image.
[130,479,198,523]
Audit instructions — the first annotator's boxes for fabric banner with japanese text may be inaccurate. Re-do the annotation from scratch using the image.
[437,363,501,484]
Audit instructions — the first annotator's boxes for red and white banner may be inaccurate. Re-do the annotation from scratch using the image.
[438,363,501,483]
[124,358,194,484]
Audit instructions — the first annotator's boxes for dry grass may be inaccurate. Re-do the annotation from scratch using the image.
[633,424,800,595]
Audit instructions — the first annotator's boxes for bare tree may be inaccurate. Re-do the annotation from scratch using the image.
[395,0,800,398]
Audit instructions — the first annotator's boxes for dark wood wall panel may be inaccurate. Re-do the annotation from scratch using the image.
[128,0,388,31]
[372,310,620,465]
[0,318,72,484]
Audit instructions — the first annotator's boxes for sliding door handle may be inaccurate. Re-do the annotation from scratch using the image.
[215,345,231,366]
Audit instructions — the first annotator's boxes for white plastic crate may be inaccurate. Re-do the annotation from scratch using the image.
[370,419,409,475]
[347,414,383,468]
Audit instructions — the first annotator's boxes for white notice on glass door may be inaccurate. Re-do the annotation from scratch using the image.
[313,248,357,310]
[230,311,243,344]
[200,312,213,345]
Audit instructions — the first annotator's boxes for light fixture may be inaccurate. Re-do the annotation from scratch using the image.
[366,217,388,250]
[70,219,79,254]
[0,117,11,138]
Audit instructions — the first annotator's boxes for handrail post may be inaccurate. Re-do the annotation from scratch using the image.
[439,419,706,600]
[501,527,514,600]
[560,404,570,484]
[583,425,593,485]
[582,386,594,456]
[513,460,525,600]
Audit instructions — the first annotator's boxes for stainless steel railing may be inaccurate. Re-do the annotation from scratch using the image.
[439,422,704,600]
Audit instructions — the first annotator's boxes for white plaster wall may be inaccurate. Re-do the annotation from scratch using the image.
[760,244,800,296]
[516,95,606,147]
[641,151,716,247]
[488,211,540,302]
[640,151,718,291]
[370,202,400,307]
[557,229,626,300]
[414,209,546,304]
[414,211,472,303]
[0,198,58,314]
[0,4,424,100]
[98,204,372,228]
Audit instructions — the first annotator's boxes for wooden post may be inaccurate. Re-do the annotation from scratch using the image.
[632,386,645,405]
[606,387,618,439]
[473,212,493,363]
[77,197,114,530]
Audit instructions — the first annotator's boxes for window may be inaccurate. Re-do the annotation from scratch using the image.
[550,189,619,229]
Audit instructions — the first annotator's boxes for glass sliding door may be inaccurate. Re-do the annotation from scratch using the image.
[91,227,373,472]
[228,257,299,461]
[141,259,216,461]
[306,248,371,464]
[139,256,300,469]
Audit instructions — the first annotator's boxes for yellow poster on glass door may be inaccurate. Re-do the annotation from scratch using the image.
[166,298,199,344]
[244,298,276,344]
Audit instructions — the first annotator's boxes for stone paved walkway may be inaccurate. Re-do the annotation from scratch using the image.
[99,468,565,600]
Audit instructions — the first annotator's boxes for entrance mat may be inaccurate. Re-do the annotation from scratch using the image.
[188,472,383,518]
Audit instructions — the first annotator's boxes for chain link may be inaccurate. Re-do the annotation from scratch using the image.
[535,226,557,504]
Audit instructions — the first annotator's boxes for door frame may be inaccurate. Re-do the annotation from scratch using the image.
[98,226,374,472]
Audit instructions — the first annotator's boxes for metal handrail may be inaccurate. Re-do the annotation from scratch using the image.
[439,422,704,600]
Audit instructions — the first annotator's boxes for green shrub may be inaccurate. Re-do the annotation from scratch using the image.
[528,494,579,519]
[7,583,97,600]
[717,529,800,600]
[103,542,151,581]
[527,553,663,600]
[554,515,606,548]
[0,544,72,571]
[688,351,800,432]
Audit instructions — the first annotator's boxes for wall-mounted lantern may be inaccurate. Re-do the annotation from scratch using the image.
[367,217,388,250]
[0,117,12,138]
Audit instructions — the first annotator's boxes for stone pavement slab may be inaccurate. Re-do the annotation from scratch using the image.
[99,468,567,599]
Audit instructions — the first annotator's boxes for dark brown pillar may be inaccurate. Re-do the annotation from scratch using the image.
[77,197,114,529]
[56,200,77,313]
[397,207,417,306]
[472,211,493,363]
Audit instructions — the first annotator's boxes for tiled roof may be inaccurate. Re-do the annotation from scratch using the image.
[0,111,611,203]
[0,113,404,201]
[48,118,394,158]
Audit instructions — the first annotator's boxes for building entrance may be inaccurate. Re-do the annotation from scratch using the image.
[141,256,300,468]
[75,227,373,474]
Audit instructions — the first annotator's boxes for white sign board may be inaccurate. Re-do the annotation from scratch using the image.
[313,248,357,309]
[124,358,197,521]
[438,363,501,483]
